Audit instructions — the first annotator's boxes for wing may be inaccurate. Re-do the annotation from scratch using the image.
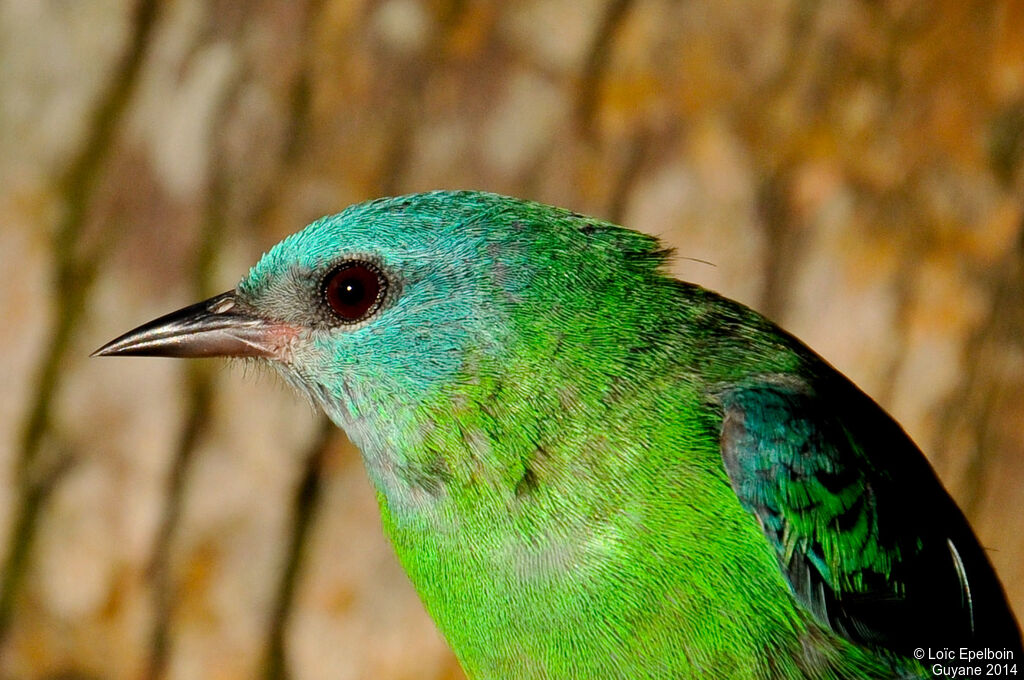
[717,378,1022,656]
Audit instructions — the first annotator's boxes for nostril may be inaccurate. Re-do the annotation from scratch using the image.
[209,296,236,314]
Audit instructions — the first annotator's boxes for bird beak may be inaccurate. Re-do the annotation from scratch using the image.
[92,290,295,360]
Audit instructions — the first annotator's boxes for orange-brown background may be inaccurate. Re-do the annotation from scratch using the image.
[1,1,1023,678]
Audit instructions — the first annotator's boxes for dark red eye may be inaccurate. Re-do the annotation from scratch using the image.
[322,261,385,323]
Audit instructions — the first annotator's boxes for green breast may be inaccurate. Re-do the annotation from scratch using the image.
[372,381,901,679]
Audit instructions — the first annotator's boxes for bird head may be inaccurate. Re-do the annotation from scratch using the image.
[94,191,673,496]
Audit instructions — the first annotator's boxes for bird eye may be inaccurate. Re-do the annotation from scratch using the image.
[322,261,386,323]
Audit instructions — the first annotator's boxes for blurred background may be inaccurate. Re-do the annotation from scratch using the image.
[1,0,1023,678]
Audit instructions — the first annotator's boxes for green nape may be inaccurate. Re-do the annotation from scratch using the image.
[100,191,1021,679]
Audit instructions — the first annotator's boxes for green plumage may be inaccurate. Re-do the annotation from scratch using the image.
[97,191,1021,678]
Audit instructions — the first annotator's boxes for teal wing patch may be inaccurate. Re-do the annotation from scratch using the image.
[717,380,1021,656]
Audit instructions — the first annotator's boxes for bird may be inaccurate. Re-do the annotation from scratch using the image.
[95,190,1021,679]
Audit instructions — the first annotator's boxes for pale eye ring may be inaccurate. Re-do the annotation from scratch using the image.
[321,261,386,323]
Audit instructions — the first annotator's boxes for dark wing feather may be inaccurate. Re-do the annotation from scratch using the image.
[717,379,1021,656]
